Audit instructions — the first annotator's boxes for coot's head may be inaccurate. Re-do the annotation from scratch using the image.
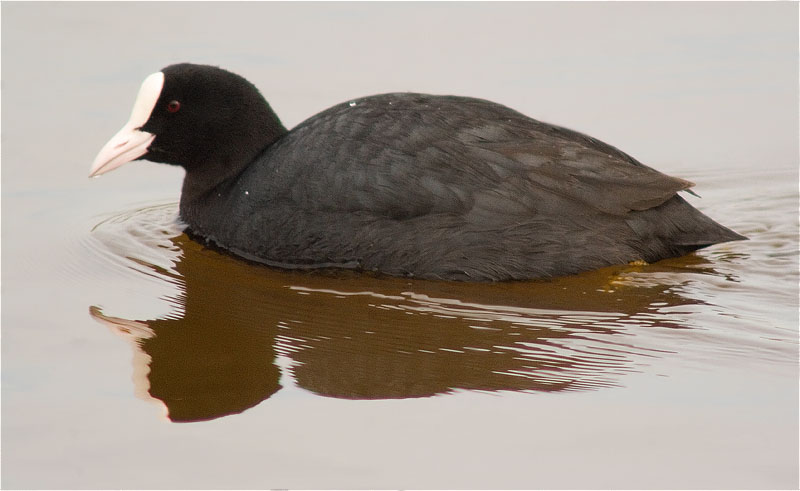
[90,63,286,178]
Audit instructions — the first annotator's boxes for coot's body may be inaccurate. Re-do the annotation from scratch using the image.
[91,64,745,281]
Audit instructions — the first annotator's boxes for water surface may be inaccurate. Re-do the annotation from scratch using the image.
[2,2,798,489]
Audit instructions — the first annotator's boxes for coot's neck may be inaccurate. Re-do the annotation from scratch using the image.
[179,107,288,224]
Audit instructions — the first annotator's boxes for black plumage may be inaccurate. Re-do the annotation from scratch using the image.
[99,63,746,281]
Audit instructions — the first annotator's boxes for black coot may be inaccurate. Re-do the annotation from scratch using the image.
[90,63,745,281]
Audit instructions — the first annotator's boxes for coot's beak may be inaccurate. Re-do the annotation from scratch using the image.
[89,123,155,177]
[89,72,164,177]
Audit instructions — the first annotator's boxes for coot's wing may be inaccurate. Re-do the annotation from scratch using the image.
[462,124,695,216]
[263,94,693,219]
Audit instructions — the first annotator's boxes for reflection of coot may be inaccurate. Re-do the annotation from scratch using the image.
[91,240,282,422]
[90,63,744,281]
[140,319,280,423]
[91,230,722,421]
[91,236,282,423]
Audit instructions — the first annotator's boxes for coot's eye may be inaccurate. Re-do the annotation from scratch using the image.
[167,100,181,113]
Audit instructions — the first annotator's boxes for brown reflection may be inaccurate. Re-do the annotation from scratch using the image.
[90,248,282,422]
[90,233,726,422]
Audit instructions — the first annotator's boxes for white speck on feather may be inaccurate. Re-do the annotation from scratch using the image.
[349,101,357,107]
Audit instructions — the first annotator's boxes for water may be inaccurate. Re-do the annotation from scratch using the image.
[2,2,798,488]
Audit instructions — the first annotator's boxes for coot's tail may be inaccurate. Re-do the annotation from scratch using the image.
[626,195,747,261]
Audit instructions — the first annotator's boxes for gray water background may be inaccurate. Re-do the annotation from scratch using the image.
[2,2,798,488]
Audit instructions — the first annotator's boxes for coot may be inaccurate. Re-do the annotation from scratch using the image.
[90,63,745,281]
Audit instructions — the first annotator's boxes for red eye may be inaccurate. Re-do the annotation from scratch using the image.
[167,100,181,113]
